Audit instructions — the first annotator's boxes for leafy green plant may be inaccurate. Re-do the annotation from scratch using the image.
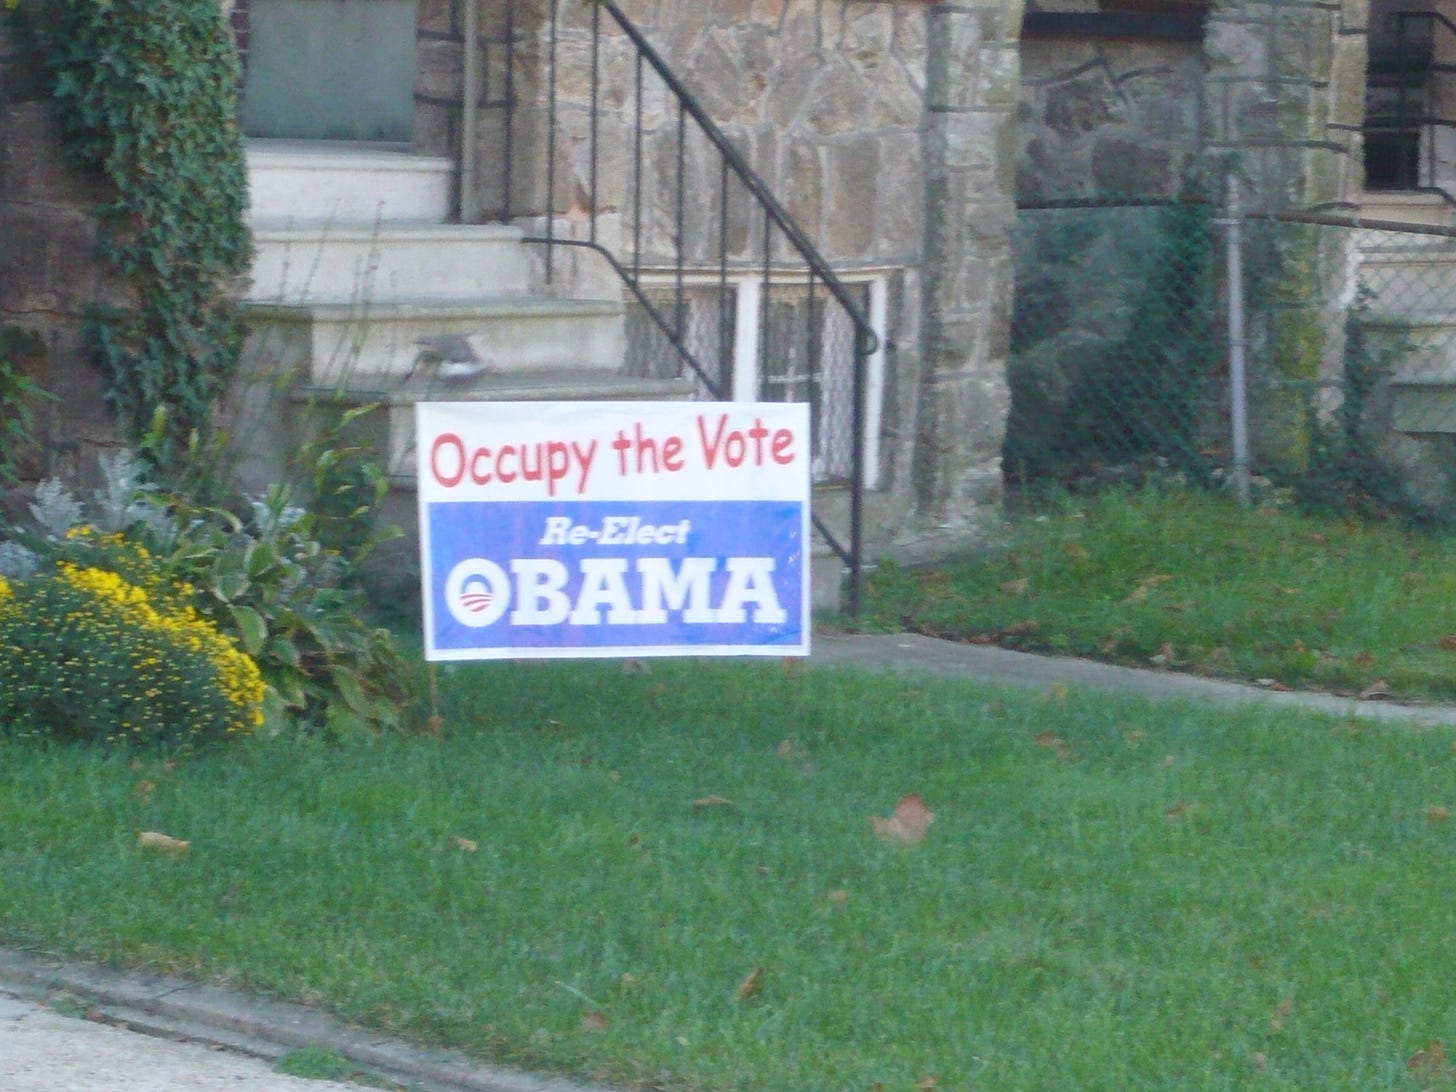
[0,555,264,748]
[0,327,52,486]
[1006,199,1217,490]
[16,0,250,463]
[4,448,421,736]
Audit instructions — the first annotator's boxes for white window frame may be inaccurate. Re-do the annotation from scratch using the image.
[632,269,889,488]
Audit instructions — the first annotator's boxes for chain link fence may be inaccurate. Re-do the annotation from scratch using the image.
[1008,188,1456,524]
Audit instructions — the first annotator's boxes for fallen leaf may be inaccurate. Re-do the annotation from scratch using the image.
[1149,642,1176,666]
[1062,541,1089,561]
[581,1011,609,1033]
[916,1080,938,1090]
[735,966,763,1000]
[134,779,154,805]
[826,888,850,905]
[1046,683,1069,702]
[137,831,189,856]
[1000,577,1029,595]
[692,795,737,810]
[776,739,801,760]
[1426,805,1450,823]
[1034,731,1072,759]
[1438,636,1456,650]
[871,793,935,845]
[999,619,1038,638]
[452,835,479,852]
[1269,997,1292,1032]
[1252,1051,1268,1070]
[1357,680,1390,701]
[1123,585,1149,605]
[1408,1040,1447,1074]
[1163,802,1193,821]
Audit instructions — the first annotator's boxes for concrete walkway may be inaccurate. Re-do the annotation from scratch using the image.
[4,632,1455,1091]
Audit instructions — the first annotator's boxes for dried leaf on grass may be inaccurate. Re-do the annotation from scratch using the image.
[1408,1040,1447,1075]
[452,835,479,852]
[692,795,737,810]
[735,966,763,1000]
[1426,805,1450,823]
[871,793,935,845]
[1357,680,1390,701]
[137,831,189,856]
[581,1011,609,1033]
[1269,997,1292,1032]
[1034,731,1073,759]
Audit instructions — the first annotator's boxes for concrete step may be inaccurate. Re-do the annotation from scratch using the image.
[1357,244,1456,315]
[247,221,531,303]
[246,139,452,223]
[241,295,626,385]
[1355,308,1456,434]
[1359,191,1456,229]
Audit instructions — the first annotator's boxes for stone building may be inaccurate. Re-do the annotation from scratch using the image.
[8,0,1451,567]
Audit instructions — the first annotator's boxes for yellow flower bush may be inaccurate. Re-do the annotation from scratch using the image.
[0,560,264,747]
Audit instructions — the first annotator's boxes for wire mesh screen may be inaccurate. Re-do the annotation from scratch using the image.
[1006,199,1221,490]
[624,279,866,483]
[1008,193,1456,522]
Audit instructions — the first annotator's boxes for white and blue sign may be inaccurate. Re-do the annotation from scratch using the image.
[417,402,811,660]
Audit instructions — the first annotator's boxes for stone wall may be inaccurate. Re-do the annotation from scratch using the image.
[1205,0,1367,213]
[0,2,128,484]
[1018,34,1205,199]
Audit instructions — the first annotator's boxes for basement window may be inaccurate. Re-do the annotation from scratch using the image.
[624,273,889,486]
[1022,1,1208,40]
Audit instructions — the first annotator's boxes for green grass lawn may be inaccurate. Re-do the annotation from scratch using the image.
[863,488,1456,703]
[5,658,1456,1089]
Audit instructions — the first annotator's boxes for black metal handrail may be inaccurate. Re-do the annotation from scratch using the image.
[497,0,879,614]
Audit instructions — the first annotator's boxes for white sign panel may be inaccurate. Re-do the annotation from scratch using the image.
[417,401,811,660]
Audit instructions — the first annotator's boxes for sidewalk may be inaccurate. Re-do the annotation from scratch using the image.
[4,632,1455,1091]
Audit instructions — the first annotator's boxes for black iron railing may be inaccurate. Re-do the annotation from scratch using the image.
[1365,9,1456,202]
[482,0,878,613]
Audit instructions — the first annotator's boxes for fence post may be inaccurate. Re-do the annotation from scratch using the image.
[1221,174,1252,508]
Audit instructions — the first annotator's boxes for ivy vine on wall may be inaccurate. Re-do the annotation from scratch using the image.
[12,0,251,463]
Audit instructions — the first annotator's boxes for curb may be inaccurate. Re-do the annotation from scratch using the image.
[0,948,614,1092]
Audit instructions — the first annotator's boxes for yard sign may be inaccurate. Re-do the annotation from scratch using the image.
[417,401,811,661]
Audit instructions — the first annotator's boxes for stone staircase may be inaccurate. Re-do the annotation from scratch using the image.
[230,139,691,506]
[1355,191,1456,434]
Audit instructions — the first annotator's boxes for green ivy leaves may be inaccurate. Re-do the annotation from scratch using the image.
[28,0,251,463]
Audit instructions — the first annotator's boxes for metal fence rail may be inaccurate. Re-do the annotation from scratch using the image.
[476,0,879,612]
